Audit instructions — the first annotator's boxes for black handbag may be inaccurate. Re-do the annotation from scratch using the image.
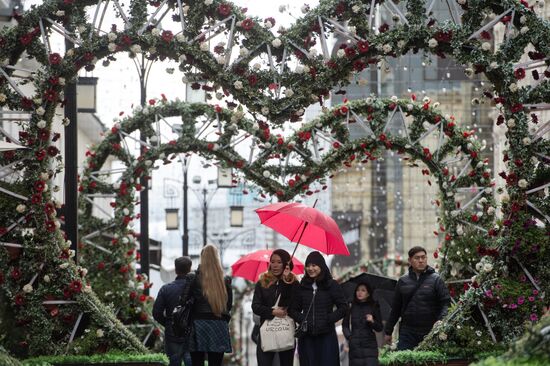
[295,290,316,339]
[171,273,195,337]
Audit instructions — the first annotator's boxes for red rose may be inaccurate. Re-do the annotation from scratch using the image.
[15,293,25,306]
[47,146,59,157]
[49,53,62,65]
[218,3,232,16]
[31,193,42,204]
[34,180,46,192]
[69,280,82,293]
[97,262,105,270]
[35,150,47,161]
[50,307,59,317]
[21,97,33,110]
[248,74,258,86]
[11,267,21,280]
[514,68,526,80]
[139,294,147,302]
[241,18,254,31]
[511,103,524,113]
[44,89,58,102]
[357,40,369,53]
[161,30,173,43]
[45,220,56,232]
[344,47,356,58]
[353,60,366,71]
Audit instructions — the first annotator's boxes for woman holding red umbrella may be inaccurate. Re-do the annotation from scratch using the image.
[290,251,348,366]
[252,249,299,366]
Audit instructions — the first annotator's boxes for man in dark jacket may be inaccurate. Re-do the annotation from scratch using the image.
[153,257,193,366]
[384,246,451,350]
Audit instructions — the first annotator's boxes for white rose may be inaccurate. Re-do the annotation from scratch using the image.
[483,263,493,273]
[130,44,142,53]
[263,170,271,178]
[337,49,346,58]
[108,43,117,52]
[59,262,69,269]
[44,275,50,283]
[205,0,213,5]
[36,107,46,116]
[352,5,361,13]
[295,65,304,73]
[481,42,491,51]
[456,225,464,235]
[507,119,516,128]
[0,93,6,102]
[523,137,531,145]
[36,120,47,129]
[458,0,467,4]
[16,204,26,213]
[428,38,438,48]
[23,284,33,293]
[366,97,373,104]
[520,26,529,34]
[518,179,528,188]
[438,332,448,341]
[239,47,249,57]
[487,207,495,215]
[234,80,243,90]
[216,55,225,64]
[83,285,92,293]
[284,89,294,97]
[397,40,406,49]
[509,83,518,92]
[382,44,392,53]
[107,32,117,41]
[348,26,357,34]
[253,63,261,70]
[265,20,274,28]
[96,329,105,337]
[261,107,270,115]
[308,48,318,57]
[271,38,282,48]
[489,61,498,70]
[475,262,483,271]
[151,28,161,36]
[200,42,209,51]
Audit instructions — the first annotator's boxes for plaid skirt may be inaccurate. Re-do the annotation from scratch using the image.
[191,319,232,353]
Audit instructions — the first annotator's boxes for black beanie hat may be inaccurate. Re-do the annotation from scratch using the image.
[271,249,294,271]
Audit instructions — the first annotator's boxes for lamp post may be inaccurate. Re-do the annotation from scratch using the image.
[191,175,218,247]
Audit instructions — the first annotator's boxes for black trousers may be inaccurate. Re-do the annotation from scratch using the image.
[256,334,295,366]
[190,351,224,366]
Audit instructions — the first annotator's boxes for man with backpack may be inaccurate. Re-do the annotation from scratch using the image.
[384,246,451,350]
[153,257,193,366]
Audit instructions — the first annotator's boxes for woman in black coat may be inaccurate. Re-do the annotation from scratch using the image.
[252,249,299,366]
[343,282,383,366]
[289,251,347,366]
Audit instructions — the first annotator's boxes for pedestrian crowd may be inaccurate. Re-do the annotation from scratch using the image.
[153,245,450,366]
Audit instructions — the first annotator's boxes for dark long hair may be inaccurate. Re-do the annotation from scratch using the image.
[352,282,376,305]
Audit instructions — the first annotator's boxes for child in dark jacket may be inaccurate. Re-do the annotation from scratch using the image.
[343,283,383,366]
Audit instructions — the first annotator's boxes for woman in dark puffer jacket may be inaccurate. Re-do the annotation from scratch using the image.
[289,251,347,366]
[343,282,383,366]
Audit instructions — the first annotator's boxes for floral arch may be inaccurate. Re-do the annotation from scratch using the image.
[0,0,547,358]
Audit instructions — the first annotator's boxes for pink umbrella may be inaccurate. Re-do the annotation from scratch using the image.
[255,202,350,256]
[231,249,305,282]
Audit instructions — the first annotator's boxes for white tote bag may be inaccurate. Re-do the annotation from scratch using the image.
[260,295,295,352]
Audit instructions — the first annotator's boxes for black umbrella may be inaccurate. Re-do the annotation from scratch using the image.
[341,272,398,322]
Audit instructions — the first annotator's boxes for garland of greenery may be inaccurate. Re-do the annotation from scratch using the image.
[0,0,547,358]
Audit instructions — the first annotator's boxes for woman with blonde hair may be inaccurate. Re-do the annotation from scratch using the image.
[189,244,232,366]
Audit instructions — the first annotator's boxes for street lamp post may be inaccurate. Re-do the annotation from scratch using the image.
[191,175,218,247]
[182,159,189,256]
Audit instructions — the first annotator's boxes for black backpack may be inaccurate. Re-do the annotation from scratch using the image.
[171,273,195,337]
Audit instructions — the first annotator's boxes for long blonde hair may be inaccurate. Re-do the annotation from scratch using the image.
[199,244,227,317]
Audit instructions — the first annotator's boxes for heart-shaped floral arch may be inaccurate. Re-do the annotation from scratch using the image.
[0,0,548,358]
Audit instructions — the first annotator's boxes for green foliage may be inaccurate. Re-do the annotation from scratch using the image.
[379,350,448,365]
[0,346,22,366]
[22,352,168,365]
[472,356,550,366]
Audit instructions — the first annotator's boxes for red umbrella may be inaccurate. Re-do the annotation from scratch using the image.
[231,249,305,282]
[255,202,350,256]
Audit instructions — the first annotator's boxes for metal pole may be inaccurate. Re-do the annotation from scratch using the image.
[64,36,78,262]
[202,188,207,247]
[139,55,150,290]
[182,165,189,256]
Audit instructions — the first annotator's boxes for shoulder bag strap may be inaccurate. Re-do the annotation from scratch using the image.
[178,273,196,306]
[302,290,316,319]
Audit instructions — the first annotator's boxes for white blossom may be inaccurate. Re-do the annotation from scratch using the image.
[0,93,6,102]
[352,5,361,13]
[522,137,531,145]
[16,204,26,213]
[96,329,105,338]
[200,42,209,51]
[271,38,282,48]
[239,47,249,57]
[348,26,357,35]
[261,107,270,115]
[44,275,50,283]
[130,44,142,54]
[520,26,529,34]
[263,170,271,178]
[216,55,225,65]
[428,38,438,48]
[107,32,117,41]
[36,107,46,116]
[456,225,464,235]
[234,80,243,90]
[23,284,33,293]
[487,206,495,215]
[284,89,294,97]
[337,49,346,58]
[507,119,516,128]
[176,34,187,43]
[265,20,274,29]
[483,263,493,273]
[151,28,161,36]
[438,332,448,341]
[108,43,117,52]
[481,42,491,51]
[37,120,47,129]
[205,0,213,5]
[509,83,518,92]
[382,44,392,53]
[59,262,69,269]
[518,179,528,188]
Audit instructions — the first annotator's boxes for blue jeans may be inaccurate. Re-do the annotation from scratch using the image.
[165,340,192,366]
[397,326,430,351]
